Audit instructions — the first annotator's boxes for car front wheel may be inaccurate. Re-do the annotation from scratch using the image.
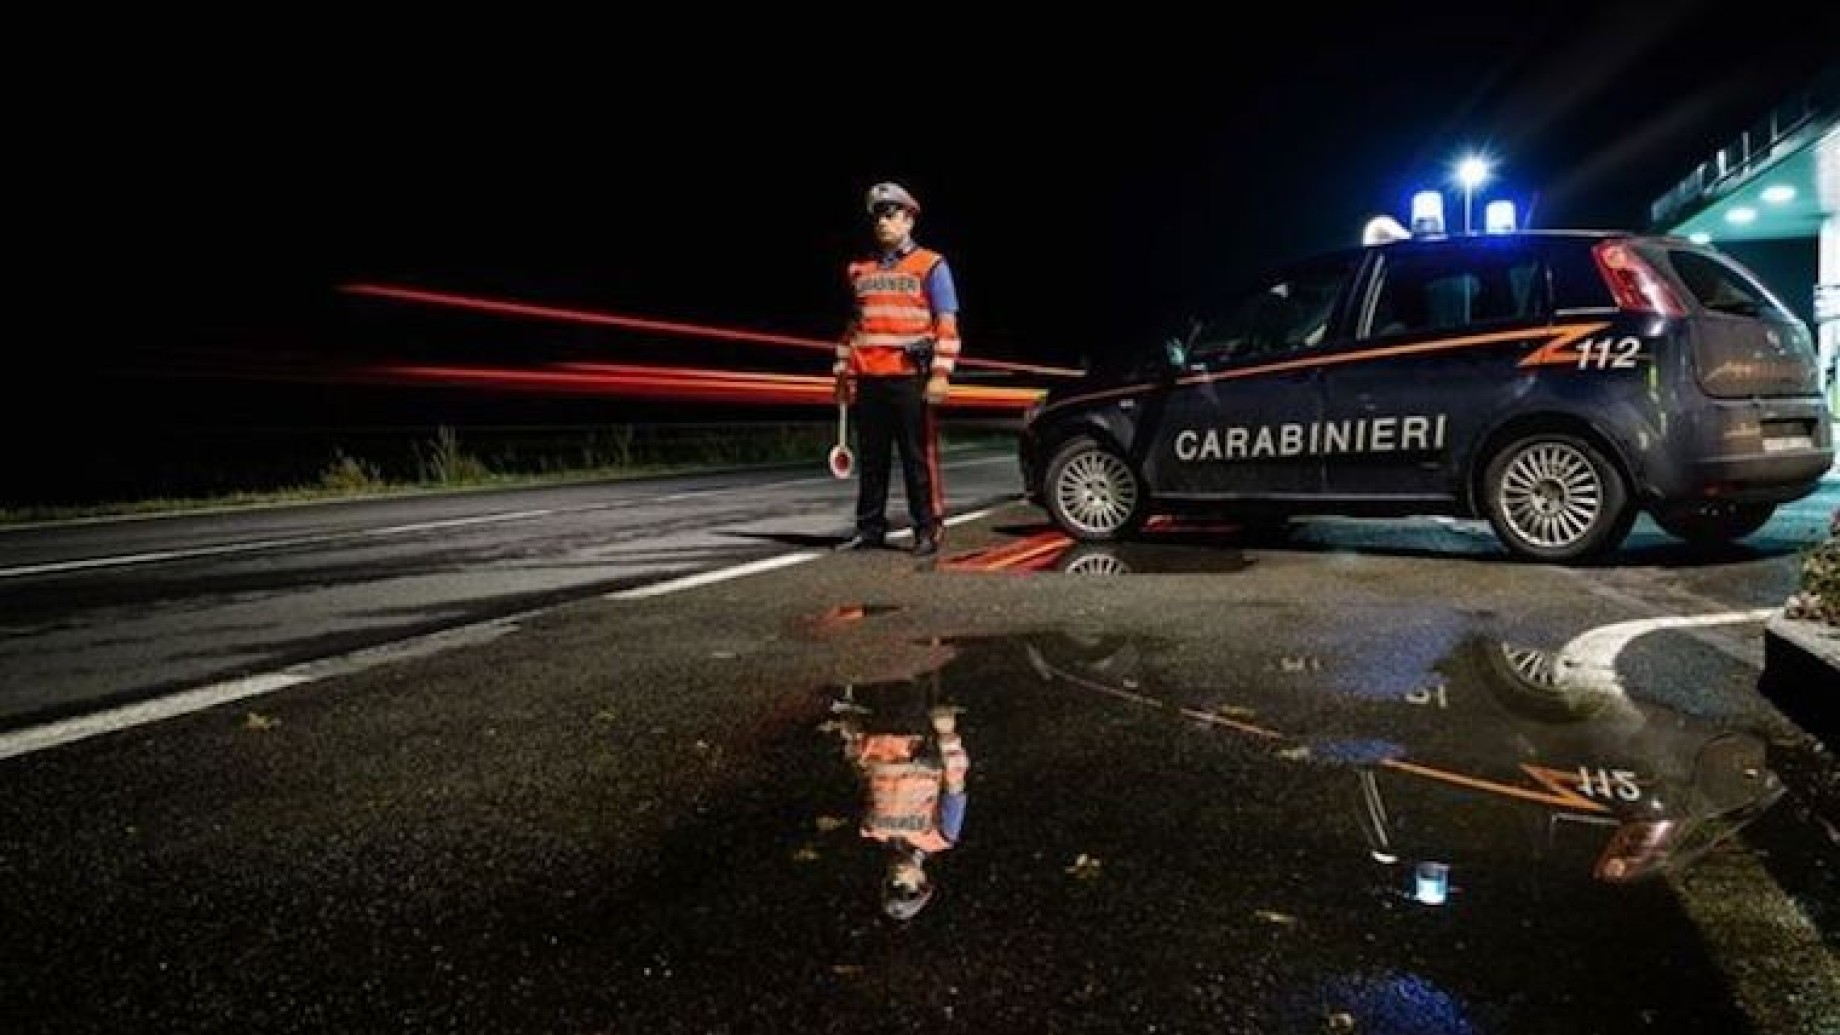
[1044,437,1146,541]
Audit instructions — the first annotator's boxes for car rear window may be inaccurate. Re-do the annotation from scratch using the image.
[1655,248,1789,319]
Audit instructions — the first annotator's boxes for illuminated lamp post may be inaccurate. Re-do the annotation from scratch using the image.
[1454,156,1492,235]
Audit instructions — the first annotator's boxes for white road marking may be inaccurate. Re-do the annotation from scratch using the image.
[0,673,314,760]
[0,454,1017,578]
[605,551,822,600]
[1554,609,1775,693]
[0,617,528,761]
[1552,606,1837,1030]
[0,509,556,579]
[603,504,1005,600]
[0,503,1010,758]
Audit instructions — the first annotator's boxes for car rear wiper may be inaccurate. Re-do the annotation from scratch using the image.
[1704,299,1762,317]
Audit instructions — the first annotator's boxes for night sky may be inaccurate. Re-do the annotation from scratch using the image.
[15,4,1838,498]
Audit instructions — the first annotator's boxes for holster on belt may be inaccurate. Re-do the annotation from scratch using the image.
[903,336,936,380]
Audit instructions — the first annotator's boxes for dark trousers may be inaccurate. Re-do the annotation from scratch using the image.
[854,375,941,540]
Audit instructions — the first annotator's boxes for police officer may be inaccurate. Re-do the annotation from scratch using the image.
[834,182,962,556]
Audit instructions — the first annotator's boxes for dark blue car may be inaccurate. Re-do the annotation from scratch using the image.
[1020,231,1833,561]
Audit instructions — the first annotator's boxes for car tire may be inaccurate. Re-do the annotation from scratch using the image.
[1652,502,1774,546]
[1043,436,1147,541]
[1482,432,1633,562]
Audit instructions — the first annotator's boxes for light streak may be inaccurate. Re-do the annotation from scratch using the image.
[342,282,1083,378]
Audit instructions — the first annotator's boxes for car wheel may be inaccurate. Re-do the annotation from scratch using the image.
[1482,433,1632,562]
[1652,502,1774,546]
[1044,436,1146,541]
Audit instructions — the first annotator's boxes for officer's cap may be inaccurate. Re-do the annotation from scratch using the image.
[865,182,921,215]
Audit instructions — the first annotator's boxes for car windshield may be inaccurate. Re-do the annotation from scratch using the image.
[1188,254,1361,363]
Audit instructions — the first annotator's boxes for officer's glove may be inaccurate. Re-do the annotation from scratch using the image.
[923,374,950,406]
[928,704,964,734]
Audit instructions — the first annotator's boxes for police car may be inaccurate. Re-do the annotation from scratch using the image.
[1020,209,1834,561]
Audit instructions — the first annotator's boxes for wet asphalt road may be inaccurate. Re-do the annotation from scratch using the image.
[0,455,1022,727]
[1,465,1836,1033]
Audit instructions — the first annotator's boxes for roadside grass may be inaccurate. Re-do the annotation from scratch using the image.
[2,425,1014,525]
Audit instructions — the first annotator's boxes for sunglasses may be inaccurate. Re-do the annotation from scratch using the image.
[872,205,912,220]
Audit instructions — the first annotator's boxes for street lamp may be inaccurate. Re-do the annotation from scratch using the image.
[1454,156,1492,234]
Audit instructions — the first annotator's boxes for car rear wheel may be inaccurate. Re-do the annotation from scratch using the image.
[1044,437,1146,541]
[1652,501,1774,545]
[1482,433,1632,562]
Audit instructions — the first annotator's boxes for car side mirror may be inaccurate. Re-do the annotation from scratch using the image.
[1163,337,1188,371]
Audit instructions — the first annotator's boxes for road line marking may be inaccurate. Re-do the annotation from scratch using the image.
[0,673,315,760]
[0,509,556,579]
[2,454,1015,578]
[2,503,1015,757]
[1551,606,1834,1025]
[0,450,1012,533]
[601,506,1005,601]
[1554,609,1774,693]
[0,617,529,761]
[889,505,1004,540]
[605,552,822,600]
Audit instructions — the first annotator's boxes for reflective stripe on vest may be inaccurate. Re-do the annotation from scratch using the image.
[931,313,961,377]
[848,248,940,377]
[859,735,951,852]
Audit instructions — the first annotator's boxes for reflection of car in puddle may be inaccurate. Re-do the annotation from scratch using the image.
[1054,542,1252,575]
[1059,544,1133,575]
[1391,638,1784,885]
[1024,634,1782,893]
[940,523,1252,573]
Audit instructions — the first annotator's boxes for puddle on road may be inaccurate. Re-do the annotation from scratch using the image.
[941,520,1252,574]
[808,629,1783,927]
[1019,632,1782,885]
[597,625,1797,1032]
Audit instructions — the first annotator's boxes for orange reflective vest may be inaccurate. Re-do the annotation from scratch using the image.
[857,733,953,853]
[839,247,960,379]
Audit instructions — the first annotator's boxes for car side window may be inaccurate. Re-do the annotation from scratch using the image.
[1188,255,1360,365]
[1364,247,1546,339]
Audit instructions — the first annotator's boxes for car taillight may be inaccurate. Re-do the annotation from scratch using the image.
[1592,241,1687,317]
[1594,819,1677,882]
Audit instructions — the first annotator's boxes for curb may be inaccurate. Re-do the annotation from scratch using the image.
[1761,611,1840,746]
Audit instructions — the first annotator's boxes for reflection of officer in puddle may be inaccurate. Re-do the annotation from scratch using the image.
[822,681,968,920]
